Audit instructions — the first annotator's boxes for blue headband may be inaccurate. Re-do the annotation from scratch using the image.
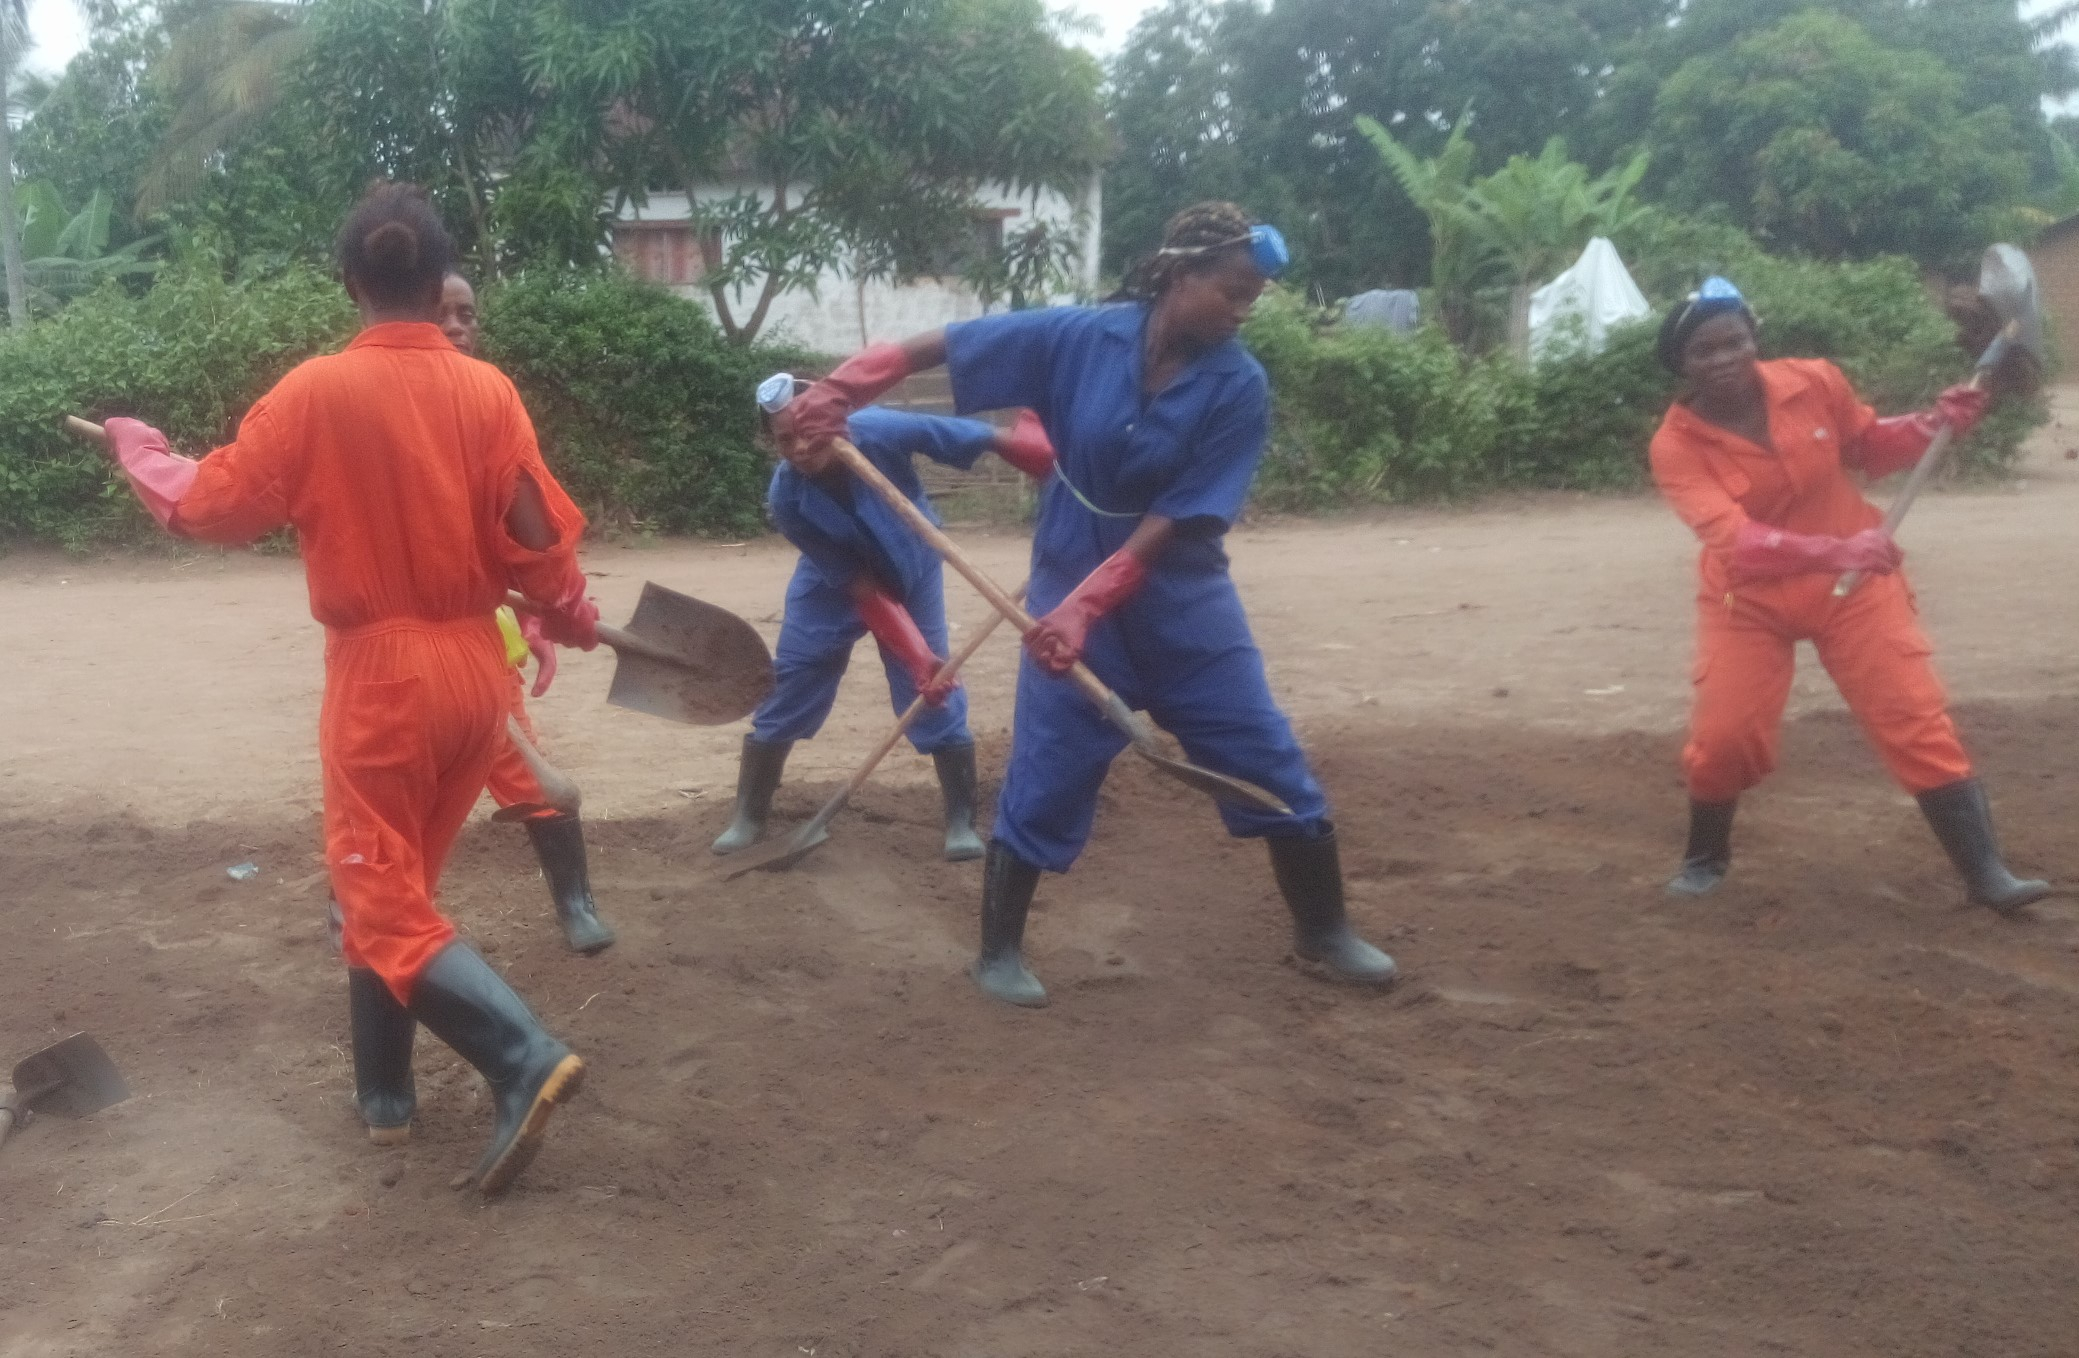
[1249,225,1290,280]
[756,372,796,414]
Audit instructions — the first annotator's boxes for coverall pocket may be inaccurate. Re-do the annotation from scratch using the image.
[329,676,432,778]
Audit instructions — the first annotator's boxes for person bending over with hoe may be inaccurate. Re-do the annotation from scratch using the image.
[712,374,1057,861]
[1651,277,2049,913]
[94,184,596,1194]
[781,201,1397,1008]
[437,268,614,955]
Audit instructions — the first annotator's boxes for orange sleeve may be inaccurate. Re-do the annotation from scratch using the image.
[491,381,589,605]
[1817,362,1882,472]
[1650,421,1748,555]
[173,396,298,545]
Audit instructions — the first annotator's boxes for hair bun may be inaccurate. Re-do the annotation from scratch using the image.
[363,221,420,274]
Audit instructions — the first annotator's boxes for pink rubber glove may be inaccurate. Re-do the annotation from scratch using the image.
[103,417,198,532]
[853,582,956,705]
[1025,548,1148,676]
[1857,385,1990,477]
[995,409,1057,480]
[518,611,559,697]
[531,573,600,651]
[1730,521,1901,580]
[789,343,913,457]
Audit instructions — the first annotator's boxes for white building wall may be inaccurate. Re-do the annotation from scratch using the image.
[615,179,1101,353]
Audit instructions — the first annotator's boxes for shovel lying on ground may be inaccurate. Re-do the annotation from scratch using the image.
[722,586,1025,879]
[507,582,774,726]
[1835,242,2048,597]
[827,437,1292,816]
[488,715,583,822]
[0,1033,130,1152]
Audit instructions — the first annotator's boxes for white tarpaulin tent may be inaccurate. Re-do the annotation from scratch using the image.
[1528,236,1650,364]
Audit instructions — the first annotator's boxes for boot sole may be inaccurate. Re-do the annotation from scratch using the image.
[477,1054,585,1197]
[1979,881,2054,916]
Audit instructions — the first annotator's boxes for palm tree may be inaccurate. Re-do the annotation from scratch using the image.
[135,0,308,217]
[1,0,31,327]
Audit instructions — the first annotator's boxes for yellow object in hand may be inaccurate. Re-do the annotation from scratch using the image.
[495,605,530,669]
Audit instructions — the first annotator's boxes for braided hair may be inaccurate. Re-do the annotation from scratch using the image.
[1113,201,1256,302]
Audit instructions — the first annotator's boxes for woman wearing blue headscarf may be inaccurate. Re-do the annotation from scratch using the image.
[781,202,1397,1008]
[1650,277,2047,912]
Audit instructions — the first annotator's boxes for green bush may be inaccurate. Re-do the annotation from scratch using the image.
[480,269,815,537]
[0,261,356,546]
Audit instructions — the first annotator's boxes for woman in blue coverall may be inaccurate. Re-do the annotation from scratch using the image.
[783,201,1397,1008]
[713,376,1057,861]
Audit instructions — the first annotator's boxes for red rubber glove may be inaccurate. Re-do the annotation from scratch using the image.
[1025,547,1148,675]
[518,611,559,697]
[853,581,956,705]
[995,409,1057,480]
[531,573,601,651]
[103,417,198,532]
[789,343,913,455]
[1730,521,1900,581]
[1856,385,1990,478]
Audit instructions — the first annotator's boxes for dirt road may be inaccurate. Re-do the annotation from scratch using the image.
[3,402,2078,1357]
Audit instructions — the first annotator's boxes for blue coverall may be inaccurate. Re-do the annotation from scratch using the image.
[944,302,1329,872]
[750,406,995,753]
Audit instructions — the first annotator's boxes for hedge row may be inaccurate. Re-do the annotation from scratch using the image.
[0,252,2044,548]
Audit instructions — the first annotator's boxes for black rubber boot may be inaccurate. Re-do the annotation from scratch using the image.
[1667,800,1736,897]
[971,840,1047,1008]
[933,742,986,862]
[525,814,616,954]
[1266,830,1397,986]
[711,735,792,855]
[1915,778,2052,915]
[406,942,585,1196]
[348,967,415,1145]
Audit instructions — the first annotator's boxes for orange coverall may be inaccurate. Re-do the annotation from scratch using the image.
[482,612,556,819]
[1650,358,1972,804]
[172,322,587,1001]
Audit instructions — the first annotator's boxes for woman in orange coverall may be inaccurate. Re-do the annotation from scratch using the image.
[99,184,599,1195]
[1650,276,2048,914]
[438,269,614,956]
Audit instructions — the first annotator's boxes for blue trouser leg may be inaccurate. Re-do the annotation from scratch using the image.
[993,629,1327,873]
[750,570,862,745]
[1148,641,1330,840]
[992,653,1134,873]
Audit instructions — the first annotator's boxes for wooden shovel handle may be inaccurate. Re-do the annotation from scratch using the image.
[503,591,679,667]
[66,415,108,444]
[1833,336,2006,599]
[827,438,1147,743]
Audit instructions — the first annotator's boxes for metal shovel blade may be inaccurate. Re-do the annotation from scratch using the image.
[606,582,775,726]
[12,1032,129,1117]
[1134,743,1294,815]
[720,817,836,880]
[1980,244,2046,366]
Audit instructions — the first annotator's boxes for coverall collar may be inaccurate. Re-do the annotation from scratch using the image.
[348,320,457,352]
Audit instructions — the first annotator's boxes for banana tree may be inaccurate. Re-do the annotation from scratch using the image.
[8,181,160,311]
[1355,115,1483,346]
[1460,138,1650,358]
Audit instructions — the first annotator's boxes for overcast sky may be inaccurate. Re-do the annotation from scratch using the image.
[21,0,1166,75]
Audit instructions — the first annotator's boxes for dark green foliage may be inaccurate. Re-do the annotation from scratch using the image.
[0,261,354,547]
[479,269,813,537]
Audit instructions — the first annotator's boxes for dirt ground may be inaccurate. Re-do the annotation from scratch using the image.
[6,397,2079,1358]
